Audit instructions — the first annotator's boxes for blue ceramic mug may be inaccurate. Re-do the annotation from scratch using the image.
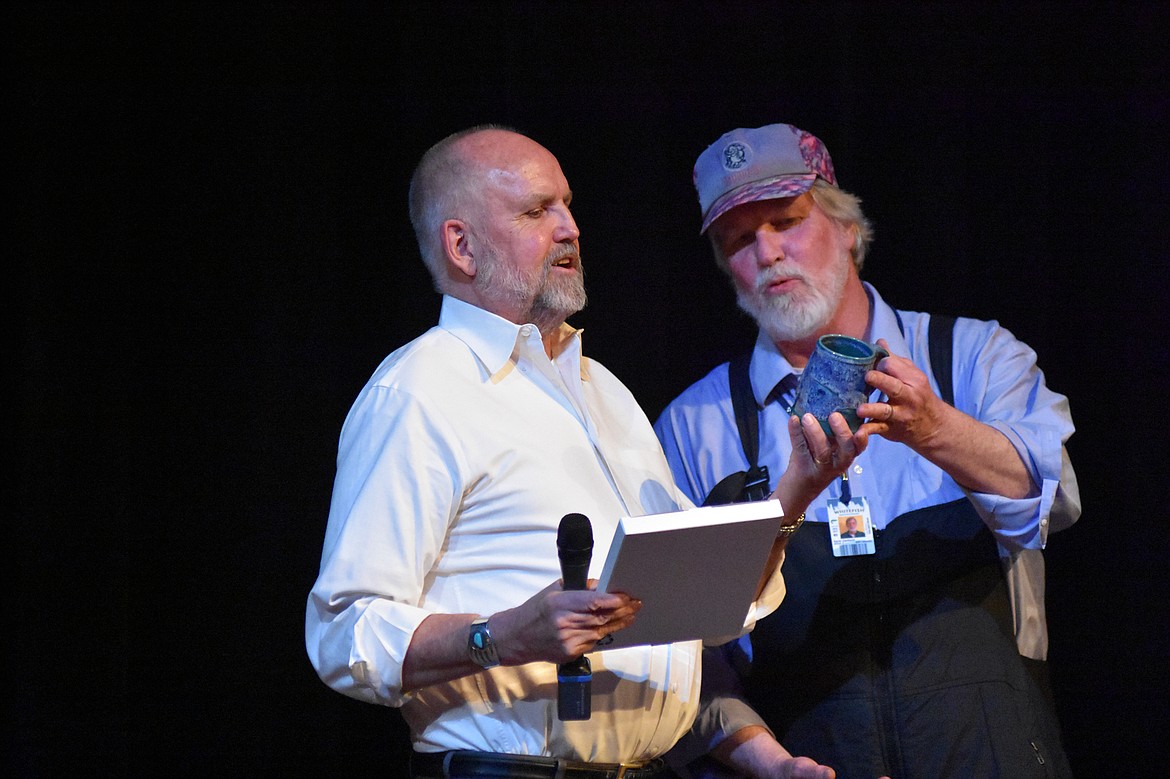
[792,334,889,435]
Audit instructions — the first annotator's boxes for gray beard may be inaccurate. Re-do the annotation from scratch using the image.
[476,242,587,330]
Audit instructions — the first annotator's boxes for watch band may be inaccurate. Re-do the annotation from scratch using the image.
[776,512,805,536]
[468,617,500,669]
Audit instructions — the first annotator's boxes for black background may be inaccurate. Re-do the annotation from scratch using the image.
[10,2,1170,776]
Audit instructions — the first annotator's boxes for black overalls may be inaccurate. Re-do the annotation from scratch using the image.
[744,500,1071,778]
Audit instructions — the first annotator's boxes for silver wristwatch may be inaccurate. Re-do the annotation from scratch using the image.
[468,617,500,669]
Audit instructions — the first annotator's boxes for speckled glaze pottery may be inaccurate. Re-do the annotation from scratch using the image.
[792,334,888,435]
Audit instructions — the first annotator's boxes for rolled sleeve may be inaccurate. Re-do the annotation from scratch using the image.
[306,593,429,707]
[954,321,1081,551]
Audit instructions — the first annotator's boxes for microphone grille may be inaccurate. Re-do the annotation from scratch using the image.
[557,512,593,550]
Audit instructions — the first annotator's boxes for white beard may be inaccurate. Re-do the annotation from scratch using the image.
[735,250,850,343]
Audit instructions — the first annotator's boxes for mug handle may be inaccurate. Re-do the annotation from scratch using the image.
[865,344,890,399]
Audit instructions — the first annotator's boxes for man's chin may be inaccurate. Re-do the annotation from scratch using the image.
[740,298,827,343]
[527,289,587,328]
[544,282,587,314]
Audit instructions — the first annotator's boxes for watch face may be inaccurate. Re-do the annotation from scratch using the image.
[469,619,499,668]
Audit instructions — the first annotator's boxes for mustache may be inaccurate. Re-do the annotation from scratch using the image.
[756,264,807,291]
[545,242,581,266]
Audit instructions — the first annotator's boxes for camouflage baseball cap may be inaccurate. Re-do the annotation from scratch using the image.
[694,123,837,234]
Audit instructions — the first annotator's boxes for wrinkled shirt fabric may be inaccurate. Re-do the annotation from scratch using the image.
[307,295,787,762]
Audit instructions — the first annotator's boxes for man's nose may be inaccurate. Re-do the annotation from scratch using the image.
[553,205,580,242]
[753,226,785,266]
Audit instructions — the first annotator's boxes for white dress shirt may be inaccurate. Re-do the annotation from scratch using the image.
[306,296,787,762]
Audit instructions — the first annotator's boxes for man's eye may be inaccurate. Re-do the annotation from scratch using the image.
[525,207,546,218]
[775,217,802,231]
[720,234,751,255]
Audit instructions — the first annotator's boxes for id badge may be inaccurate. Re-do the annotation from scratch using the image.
[827,496,876,557]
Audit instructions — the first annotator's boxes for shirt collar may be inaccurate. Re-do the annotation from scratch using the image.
[437,295,588,379]
[863,282,912,355]
[748,332,798,407]
[748,281,909,406]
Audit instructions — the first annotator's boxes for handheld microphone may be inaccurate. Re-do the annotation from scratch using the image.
[556,513,593,721]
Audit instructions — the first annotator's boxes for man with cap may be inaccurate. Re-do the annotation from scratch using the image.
[654,123,1080,777]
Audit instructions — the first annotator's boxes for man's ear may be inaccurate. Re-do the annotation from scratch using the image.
[442,218,476,279]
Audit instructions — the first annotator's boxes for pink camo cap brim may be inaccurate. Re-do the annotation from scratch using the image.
[694,123,837,234]
[700,174,819,233]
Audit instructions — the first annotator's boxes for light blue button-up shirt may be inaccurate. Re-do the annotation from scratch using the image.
[655,283,1080,656]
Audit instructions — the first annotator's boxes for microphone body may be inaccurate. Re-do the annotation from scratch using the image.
[557,513,593,721]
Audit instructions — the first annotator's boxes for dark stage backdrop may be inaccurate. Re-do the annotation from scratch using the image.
[11,2,1169,776]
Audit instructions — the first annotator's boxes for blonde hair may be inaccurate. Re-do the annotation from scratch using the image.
[808,179,874,272]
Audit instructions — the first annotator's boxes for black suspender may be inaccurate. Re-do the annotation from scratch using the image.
[928,314,956,406]
[728,353,771,502]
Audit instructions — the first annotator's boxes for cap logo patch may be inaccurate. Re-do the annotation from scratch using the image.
[723,142,748,170]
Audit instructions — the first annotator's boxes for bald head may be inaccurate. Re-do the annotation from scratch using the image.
[408,126,560,291]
